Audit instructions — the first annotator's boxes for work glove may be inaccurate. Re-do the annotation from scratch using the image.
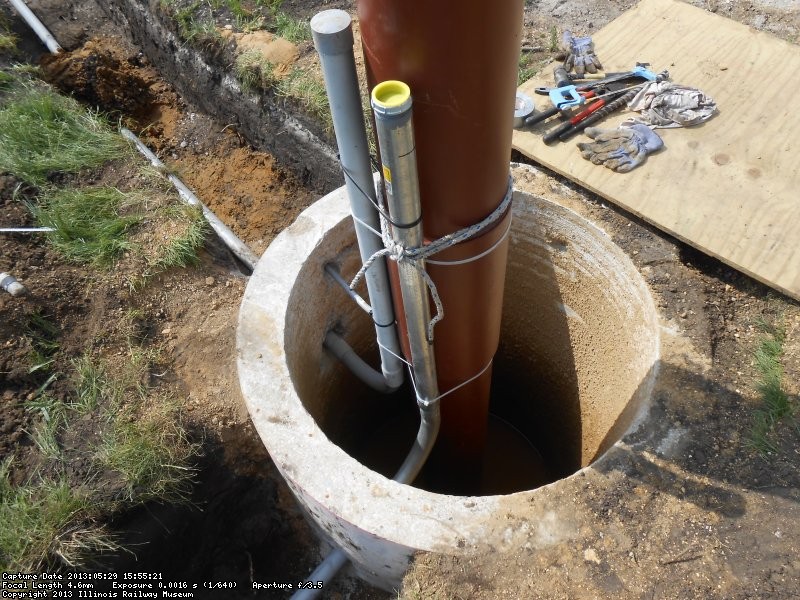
[576,124,663,173]
[561,31,602,76]
[625,81,718,128]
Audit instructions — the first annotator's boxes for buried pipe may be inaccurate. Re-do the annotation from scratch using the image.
[120,128,259,271]
[7,0,61,54]
[0,272,27,297]
[359,0,523,492]
[311,10,404,391]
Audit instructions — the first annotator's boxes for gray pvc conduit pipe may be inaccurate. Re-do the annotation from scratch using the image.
[311,9,404,391]
[120,128,259,271]
[8,0,62,54]
[322,331,398,394]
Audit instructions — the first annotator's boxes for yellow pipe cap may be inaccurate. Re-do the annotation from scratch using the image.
[371,80,411,110]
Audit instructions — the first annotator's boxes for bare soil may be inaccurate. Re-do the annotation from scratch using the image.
[2,1,799,599]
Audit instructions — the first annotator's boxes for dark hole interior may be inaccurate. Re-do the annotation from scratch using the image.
[329,336,582,496]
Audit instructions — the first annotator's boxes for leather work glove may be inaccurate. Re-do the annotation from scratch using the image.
[561,31,602,76]
[576,124,663,173]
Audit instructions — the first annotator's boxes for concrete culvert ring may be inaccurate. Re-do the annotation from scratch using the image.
[237,185,660,590]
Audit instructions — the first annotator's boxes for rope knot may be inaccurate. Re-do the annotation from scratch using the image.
[349,174,514,342]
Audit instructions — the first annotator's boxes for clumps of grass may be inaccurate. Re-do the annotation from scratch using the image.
[32,187,143,266]
[73,348,154,416]
[0,70,16,89]
[29,181,206,284]
[0,459,115,572]
[71,354,108,414]
[97,405,196,504]
[272,11,310,43]
[26,311,60,374]
[147,206,208,272]
[235,49,277,92]
[0,13,17,54]
[518,52,540,86]
[25,394,66,460]
[0,32,17,53]
[3,343,197,570]
[748,317,796,454]
[0,85,127,185]
[276,67,332,131]
[549,26,560,53]
[185,16,224,48]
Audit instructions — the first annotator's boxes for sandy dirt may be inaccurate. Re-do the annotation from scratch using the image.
[2,0,799,599]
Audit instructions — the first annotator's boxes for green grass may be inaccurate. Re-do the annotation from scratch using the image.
[0,32,17,53]
[276,67,332,132]
[0,459,115,571]
[71,354,108,414]
[33,187,143,266]
[0,86,127,185]
[3,342,197,569]
[183,16,223,47]
[26,312,60,374]
[25,394,66,460]
[518,52,540,86]
[235,13,265,32]
[235,49,277,92]
[97,408,196,504]
[0,71,15,89]
[748,317,796,454]
[549,25,560,53]
[147,206,208,272]
[272,11,310,43]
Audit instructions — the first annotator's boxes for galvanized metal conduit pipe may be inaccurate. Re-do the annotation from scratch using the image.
[292,78,442,600]
[311,10,404,390]
[8,0,61,54]
[120,128,259,271]
[371,79,441,462]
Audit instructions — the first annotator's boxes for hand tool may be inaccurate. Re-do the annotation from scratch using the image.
[557,88,641,141]
[524,88,601,127]
[542,85,638,144]
[536,64,660,110]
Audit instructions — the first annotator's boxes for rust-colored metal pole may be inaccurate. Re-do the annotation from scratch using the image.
[358,1,523,492]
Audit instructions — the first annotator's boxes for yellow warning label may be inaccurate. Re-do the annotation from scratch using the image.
[382,165,392,183]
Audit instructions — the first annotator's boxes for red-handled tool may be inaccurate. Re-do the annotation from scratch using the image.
[542,97,608,144]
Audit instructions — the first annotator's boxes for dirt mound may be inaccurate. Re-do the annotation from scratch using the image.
[40,36,182,140]
[231,30,299,78]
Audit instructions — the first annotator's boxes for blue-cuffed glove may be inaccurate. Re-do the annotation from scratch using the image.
[562,31,603,76]
[576,124,663,173]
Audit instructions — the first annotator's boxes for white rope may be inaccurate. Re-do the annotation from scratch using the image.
[426,216,512,266]
[350,214,383,239]
[351,175,514,342]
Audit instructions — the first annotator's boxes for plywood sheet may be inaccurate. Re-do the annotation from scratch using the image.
[513,0,800,300]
